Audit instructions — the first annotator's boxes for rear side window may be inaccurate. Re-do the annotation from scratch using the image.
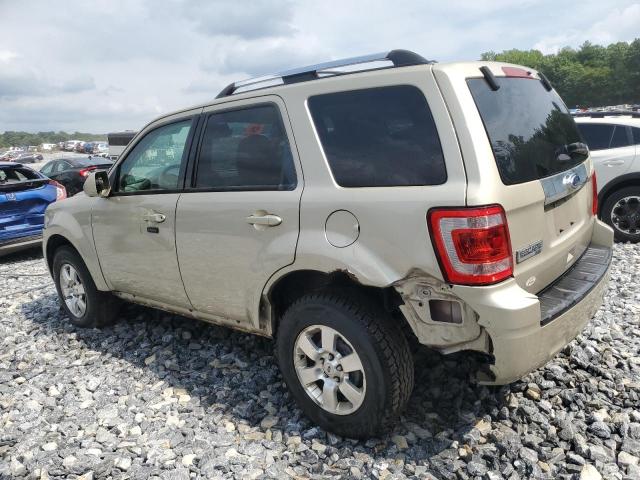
[632,127,640,145]
[610,125,631,149]
[194,104,296,191]
[308,86,446,187]
[576,124,614,151]
[468,77,587,185]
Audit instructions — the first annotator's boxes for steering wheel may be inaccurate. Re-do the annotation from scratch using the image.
[158,164,180,188]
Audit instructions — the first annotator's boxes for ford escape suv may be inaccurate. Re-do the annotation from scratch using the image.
[43,50,613,437]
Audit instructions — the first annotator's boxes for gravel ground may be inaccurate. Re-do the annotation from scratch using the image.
[0,244,639,480]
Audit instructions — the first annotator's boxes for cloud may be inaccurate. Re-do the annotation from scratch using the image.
[0,63,95,100]
[181,0,297,39]
[534,3,640,53]
[0,50,19,63]
[201,38,331,76]
[0,0,638,132]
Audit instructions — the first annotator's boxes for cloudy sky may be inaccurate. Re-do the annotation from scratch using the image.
[1,0,639,133]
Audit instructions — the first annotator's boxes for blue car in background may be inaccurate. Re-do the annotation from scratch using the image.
[0,162,66,256]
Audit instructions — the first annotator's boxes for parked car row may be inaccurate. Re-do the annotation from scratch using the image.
[0,156,113,256]
[0,150,44,163]
[58,140,109,155]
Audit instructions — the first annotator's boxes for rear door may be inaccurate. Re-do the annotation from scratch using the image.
[434,63,597,292]
[175,96,302,330]
[577,122,635,189]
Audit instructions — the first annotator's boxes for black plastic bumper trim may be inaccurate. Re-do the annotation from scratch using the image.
[537,244,612,326]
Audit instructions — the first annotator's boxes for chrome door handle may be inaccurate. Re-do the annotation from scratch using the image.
[142,212,166,223]
[603,160,625,166]
[246,213,282,226]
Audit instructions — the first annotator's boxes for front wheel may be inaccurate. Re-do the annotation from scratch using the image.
[601,186,640,243]
[52,246,120,327]
[276,291,414,438]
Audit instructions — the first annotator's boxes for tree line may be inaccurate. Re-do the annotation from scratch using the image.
[481,39,640,108]
[0,131,106,149]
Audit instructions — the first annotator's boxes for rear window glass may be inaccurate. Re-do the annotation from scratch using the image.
[0,167,40,183]
[308,85,446,187]
[576,124,614,151]
[468,77,587,185]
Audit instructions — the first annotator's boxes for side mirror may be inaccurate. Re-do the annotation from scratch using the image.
[83,170,111,197]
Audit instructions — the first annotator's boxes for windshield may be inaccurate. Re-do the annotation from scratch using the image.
[468,77,588,185]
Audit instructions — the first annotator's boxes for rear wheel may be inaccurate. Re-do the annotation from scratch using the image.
[52,246,120,327]
[602,186,640,243]
[276,291,414,438]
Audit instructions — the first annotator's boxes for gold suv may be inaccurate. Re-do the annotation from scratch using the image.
[43,50,613,437]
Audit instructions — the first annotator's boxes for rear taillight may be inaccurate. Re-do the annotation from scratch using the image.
[428,205,513,285]
[591,173,598,216]
[49,180,67,201]
[79,166,97,177]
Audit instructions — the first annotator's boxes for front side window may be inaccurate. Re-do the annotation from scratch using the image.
[308,85,446,187]
[633,127,640,145]
[468,77,587,185]
[194,104,296,190]
[576,124,614,151]
[117,120,192,193]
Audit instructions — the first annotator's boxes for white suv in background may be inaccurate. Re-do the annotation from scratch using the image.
[575,114,640,242]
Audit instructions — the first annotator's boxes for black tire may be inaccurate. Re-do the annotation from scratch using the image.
[601,186,640,243]
[276,291,414,438]
[52,246,120,327]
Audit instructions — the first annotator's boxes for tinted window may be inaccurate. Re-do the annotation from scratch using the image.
[632,127,640,145]
[56,161,73,173]
[468,78,587,185]
[0,167,39,183]
[308,86,446,187]
[40,162,55,175]
[610,126,630,149]
[195,104,296,190]
[117,120,192,193]
[576,124,614,151]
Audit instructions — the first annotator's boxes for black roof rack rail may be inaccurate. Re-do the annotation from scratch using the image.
[216,49,434,98]
[572,110,640,118]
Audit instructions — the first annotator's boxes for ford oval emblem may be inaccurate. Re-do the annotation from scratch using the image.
[563,173,580,190]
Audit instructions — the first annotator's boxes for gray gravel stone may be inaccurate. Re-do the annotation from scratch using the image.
[0,244,639,479]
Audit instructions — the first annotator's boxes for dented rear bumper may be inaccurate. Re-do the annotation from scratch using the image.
[449,219,613,385]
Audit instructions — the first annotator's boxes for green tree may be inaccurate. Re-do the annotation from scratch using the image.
[481,39,640,108]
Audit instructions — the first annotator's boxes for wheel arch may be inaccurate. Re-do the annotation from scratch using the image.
[262,268,415,343]
[44,232,109,291]
[598,172,640,215]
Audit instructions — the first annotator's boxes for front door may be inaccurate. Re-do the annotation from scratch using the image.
[176,98,302,329]
[92,116,197,308]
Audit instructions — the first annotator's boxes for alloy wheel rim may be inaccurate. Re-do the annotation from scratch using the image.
[611,195,640,236]
[293,325,366,415]
[60,264,87,317]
